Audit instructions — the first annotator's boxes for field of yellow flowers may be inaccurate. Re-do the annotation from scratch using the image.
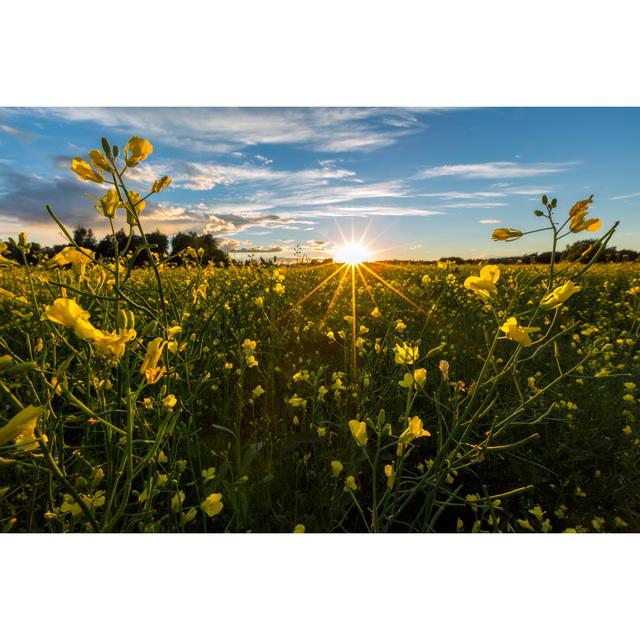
[0,136,638,533]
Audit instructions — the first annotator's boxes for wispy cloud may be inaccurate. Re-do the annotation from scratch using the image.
[610,191,640,200]
[439,202,507,209]
[0,123,35,142]
[131,162,357,192]
[420,161,578,180]
[479,219,501,224]
[31,107,427,154]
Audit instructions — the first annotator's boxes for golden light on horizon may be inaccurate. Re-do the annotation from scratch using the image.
[333,242,370,265]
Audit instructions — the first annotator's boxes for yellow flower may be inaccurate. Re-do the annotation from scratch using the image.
[140,337,167,384]
[348,419,367,447]
[491,228,523,241]
[0,405,44,449]
[344,475,357,492]
[48,246,95,276]
[384,464,395,488]
[171,491,185,513]
[287,394,307,409]
[500,317,539,347]
[331,460,343,477]
[539,281,581,310]
[88,149,111,171]
[44,297,90,329]
[162,394,177,411]
[254,296,264,308]
[273,282,285,295]
[569,195,601,233]
[151,176,172,193]
[395,320,407,331]
[246,355,259,368]
[464,265,500,302]
[71,157,104,183]
[200,493,224,517]
[293,524,305,533]
[398,416,431,453]
[393,342,419,365]
[371,307,381,318]
[242,339,257,353]
[398,372,414,389]
[413,368,427,387]
[439,360,449,380]
[125,191,146,224]
[252,385,265,399]
[317,385,328,400]
[91,328,136,359]
[94,189,121,218]
[124,136,153,167]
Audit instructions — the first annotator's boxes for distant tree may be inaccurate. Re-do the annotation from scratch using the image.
[170,231,228,265]
[146,230,169,255]
[73,226,97,251]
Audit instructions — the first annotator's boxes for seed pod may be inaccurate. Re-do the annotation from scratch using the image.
[3,362,36,377]
[140,319,158,337]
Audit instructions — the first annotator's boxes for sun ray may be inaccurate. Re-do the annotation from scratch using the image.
[360,263,429,316]
[350,265,358,398]
[288,263,347,311]
[355,264,378,308]
[322,264,350,322]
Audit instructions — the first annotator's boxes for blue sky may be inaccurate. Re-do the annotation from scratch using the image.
[0,107,638,259]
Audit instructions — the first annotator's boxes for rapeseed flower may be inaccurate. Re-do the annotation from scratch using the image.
[464,265,500,302]
[151,176,172,193]
[48,246,95,277]
[200,493,224,517]
[569,195,601,233]
[500,317,539,347]
[71,157,104,183]
[344,475,357,492]
[0,405,44,449]
[348,419,367,447]
[393,342,419,365]
[162,395,177,411]
[540,281,581,310]
[124,136,153,167]
[44,297,90,329]
[88,149,111,171]
[397,416,431,454]
[491,228,523,241]
[140,337,168,384]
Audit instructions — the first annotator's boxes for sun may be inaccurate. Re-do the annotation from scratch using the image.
[333,243,370,265]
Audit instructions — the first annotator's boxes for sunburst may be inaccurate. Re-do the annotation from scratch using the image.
[287,228,428,403]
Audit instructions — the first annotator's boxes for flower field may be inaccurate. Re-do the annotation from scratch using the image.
[0,137,638,533]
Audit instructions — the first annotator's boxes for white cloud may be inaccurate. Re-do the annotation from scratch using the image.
[420,161,578,180]
[439,202,508,209]
[479,219,501,223]
[127,160,357,192]
[610,191,640,200]
[34,107,426,154]
[417,191,507,199]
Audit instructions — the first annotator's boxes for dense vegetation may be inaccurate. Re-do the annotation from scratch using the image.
[0,136,637,533]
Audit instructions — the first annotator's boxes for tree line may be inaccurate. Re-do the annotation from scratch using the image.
[4,226,229,266]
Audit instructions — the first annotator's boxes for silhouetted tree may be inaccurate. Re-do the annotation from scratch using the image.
[73,226,97,251]
[146,230,169,255]
[170,231,228,265]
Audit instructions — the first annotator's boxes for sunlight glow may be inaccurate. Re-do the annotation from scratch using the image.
[333,243,370,265]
